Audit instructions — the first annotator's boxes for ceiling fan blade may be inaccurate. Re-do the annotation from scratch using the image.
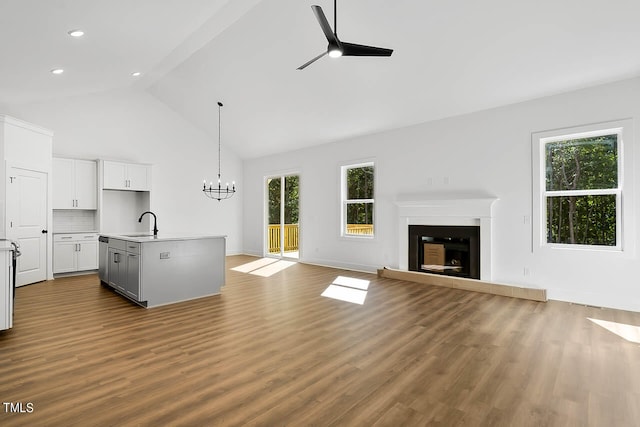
[297,51,328,70]
[311,5,340,45]
[341,42,393,57]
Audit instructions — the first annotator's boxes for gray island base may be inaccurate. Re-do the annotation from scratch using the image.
[101,234,226,308]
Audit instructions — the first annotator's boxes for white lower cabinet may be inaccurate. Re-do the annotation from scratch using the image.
[107,239,141,301]
[54,234,98,273]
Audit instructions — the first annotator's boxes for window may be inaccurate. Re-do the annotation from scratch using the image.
[534,121,629,250]
[341,162,374,237]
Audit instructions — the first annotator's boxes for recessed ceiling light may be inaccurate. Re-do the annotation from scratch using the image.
[51,68,64,75]
[131,72,141,77]
[68,29,84,37]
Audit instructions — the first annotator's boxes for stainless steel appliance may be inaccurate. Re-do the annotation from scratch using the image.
[10,241,20,301]
[1,240,19,331]
[98,236,108,283]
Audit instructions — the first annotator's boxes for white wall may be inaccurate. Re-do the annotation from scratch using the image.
[3,89,243,254]
[243,77,640,312]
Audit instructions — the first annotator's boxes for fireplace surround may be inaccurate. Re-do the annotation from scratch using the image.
[396,195,498,281]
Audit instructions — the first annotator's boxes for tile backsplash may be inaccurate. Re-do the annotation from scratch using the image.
[53,210,97,233]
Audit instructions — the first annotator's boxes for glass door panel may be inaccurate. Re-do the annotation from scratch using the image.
[267,177,281,256]
[283,175,299,258]
[266,175,299,259]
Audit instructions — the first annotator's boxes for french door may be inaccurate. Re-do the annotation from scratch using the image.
[266,174,299,259]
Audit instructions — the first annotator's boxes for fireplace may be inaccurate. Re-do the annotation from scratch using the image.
[395,195,498,281]
[408,225,480,279]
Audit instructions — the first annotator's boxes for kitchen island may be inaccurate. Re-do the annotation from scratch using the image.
[100,233,226,308]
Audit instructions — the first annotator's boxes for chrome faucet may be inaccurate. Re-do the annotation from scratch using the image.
[138,211,158,236]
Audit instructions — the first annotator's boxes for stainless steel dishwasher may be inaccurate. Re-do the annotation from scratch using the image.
[98,236,109,283]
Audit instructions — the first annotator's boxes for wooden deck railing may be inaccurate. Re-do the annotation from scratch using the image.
[268,224,374,253]
[345,224,374,235]
[268,224,299,253]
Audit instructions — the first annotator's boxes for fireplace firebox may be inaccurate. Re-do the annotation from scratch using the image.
[408,225,480,279]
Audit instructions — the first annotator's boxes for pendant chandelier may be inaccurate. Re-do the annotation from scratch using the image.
[203,101,236,201]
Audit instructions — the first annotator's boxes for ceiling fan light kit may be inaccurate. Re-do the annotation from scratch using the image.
[328,46,343,58]
[298,0,393,70]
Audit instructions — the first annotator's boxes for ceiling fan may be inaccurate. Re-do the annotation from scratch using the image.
[297,0,393,70]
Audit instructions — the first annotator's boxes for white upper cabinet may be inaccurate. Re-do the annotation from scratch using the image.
[103,160,151,191]
[53,158,97,209]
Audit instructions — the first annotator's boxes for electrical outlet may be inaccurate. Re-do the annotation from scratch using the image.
[160,252,170,259]
[523,267,530,276]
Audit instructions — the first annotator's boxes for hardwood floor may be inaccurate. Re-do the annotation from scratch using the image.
[1,255,640,426]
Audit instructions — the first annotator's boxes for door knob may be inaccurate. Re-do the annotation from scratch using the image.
[41,229,48,234]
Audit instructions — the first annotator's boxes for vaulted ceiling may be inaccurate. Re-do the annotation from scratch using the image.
[2,0,640,159]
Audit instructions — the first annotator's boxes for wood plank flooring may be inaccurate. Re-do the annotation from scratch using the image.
[1,255,640,426]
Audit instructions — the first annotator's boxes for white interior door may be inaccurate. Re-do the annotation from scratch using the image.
[7,167,48,286]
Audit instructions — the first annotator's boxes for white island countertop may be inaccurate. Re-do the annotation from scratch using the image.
[100,233,226,243]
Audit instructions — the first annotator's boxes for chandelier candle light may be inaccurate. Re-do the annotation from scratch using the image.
[203,101,236,201]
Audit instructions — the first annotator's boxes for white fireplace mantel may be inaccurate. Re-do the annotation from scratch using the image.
[395,196,498,281]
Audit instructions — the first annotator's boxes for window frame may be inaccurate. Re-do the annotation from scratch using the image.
[532,120,630,252]
[340,161,375,239]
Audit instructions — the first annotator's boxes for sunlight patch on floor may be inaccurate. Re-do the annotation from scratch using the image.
[231,258,297,277]
[322,285,367,305]
[321,276,371,305]
[231,258,279,273]
[333,275,370,290]
[588,317,640,344]
[250,260,297,277]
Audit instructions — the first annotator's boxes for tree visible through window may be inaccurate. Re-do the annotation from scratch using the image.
[544,133,619,246]
[342,163,374,236]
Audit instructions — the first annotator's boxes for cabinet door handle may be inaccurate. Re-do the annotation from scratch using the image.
[61,236,72,239]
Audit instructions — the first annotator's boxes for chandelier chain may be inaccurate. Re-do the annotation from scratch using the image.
[218,102,222,180]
